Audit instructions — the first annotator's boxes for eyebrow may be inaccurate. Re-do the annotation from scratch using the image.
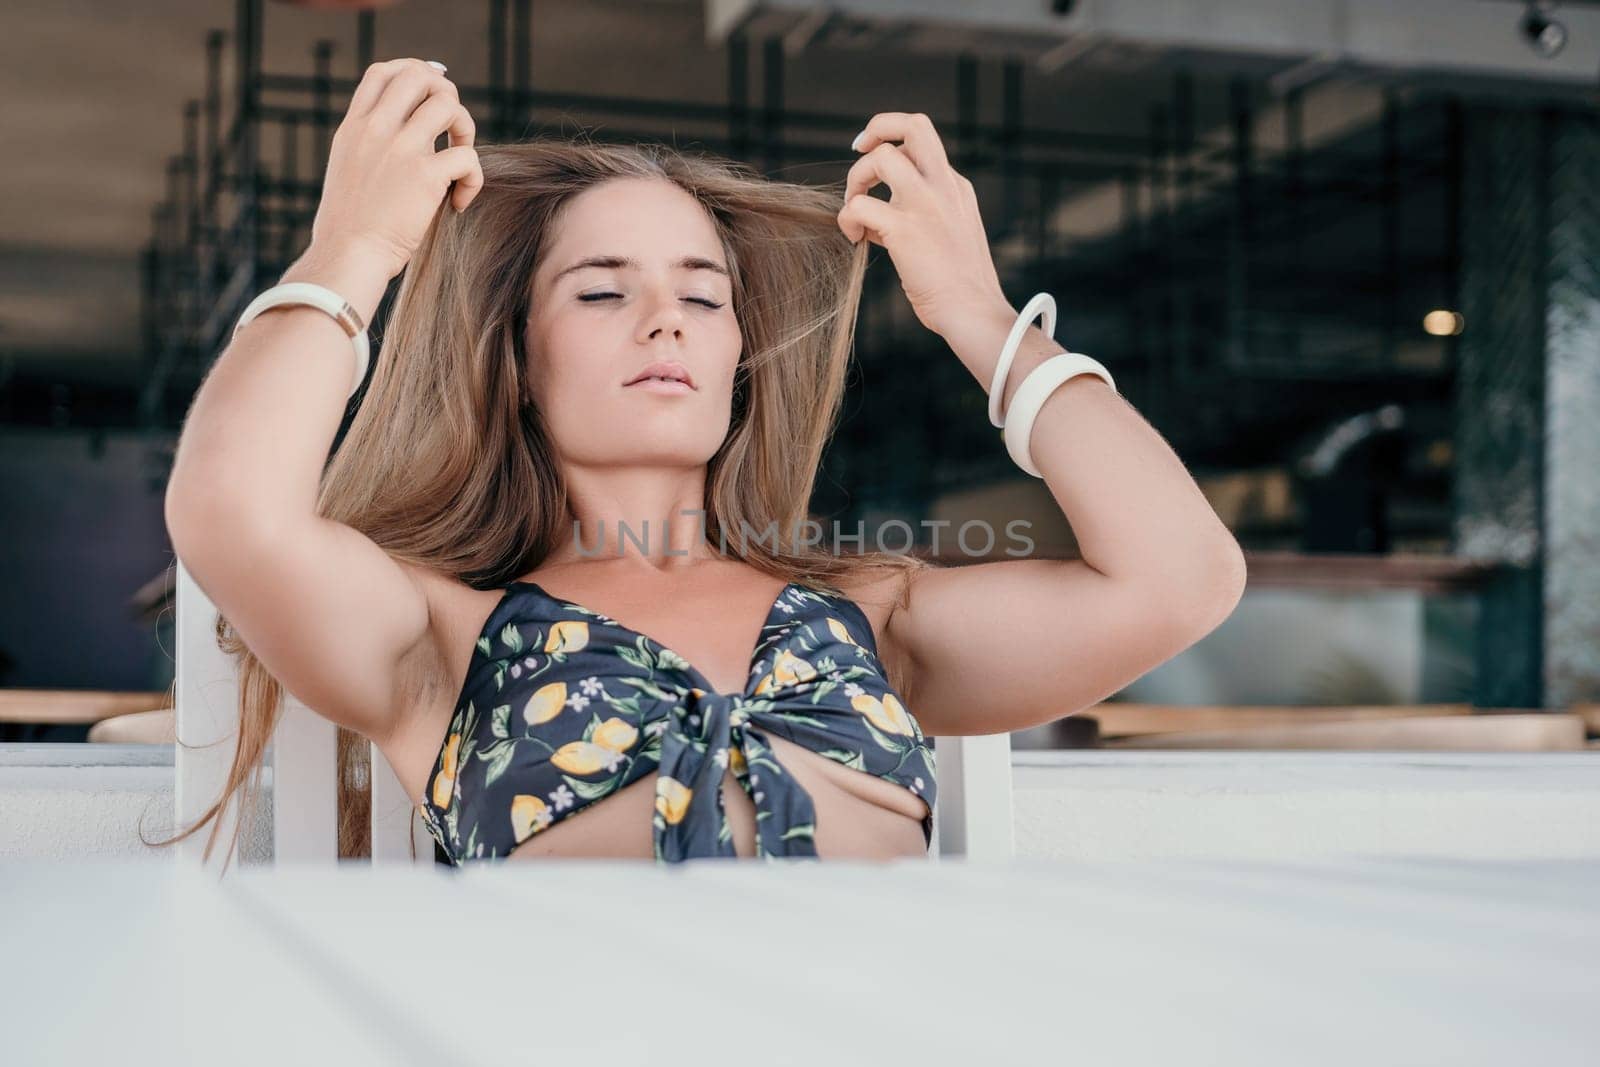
[549,254,730,287]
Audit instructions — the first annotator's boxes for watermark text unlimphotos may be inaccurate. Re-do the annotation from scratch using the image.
[566,509,1036,559]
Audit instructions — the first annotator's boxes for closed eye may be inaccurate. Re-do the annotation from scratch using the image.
[578,292,725,310]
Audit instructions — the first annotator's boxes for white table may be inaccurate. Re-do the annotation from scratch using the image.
[4,855,1597,1065]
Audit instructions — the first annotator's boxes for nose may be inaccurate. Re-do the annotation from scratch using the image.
[636,283,688,343]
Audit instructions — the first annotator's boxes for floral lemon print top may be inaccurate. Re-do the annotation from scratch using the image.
[418,579,937,864]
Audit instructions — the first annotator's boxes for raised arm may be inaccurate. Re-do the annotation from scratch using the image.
[837,111,1246,737]
[164,58,483,743]
[165,241,430,743]
[887,319,1246,737]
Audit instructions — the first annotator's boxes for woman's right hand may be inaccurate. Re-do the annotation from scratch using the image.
[307,57,483,281]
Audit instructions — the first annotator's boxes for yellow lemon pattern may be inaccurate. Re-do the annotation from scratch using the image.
[419,578,936,864]
[752,648,817,697]
[655,776,692,824]
[544,620,589,654]
[522,681,566,725]
[591,716,638,752]
[510,794,551,842]
[549,740,622,775]
[826,616,859,647]
[851,691,915,736]
[430,732,461,809]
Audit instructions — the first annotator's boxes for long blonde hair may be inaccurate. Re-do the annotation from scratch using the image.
[149,136,931,873]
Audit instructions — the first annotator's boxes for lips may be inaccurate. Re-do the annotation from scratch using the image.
[623,360,695,389]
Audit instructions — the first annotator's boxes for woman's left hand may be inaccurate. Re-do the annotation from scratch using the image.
[838,112,1010,340]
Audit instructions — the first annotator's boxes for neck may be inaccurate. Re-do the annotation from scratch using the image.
[545,464,721,570]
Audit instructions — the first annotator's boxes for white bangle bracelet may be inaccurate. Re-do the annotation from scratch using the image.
[233,281,371,399]
[987,291,1056,428]
[1001,351,1118,478]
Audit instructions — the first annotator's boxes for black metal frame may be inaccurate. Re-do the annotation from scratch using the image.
[108,0,1509,545]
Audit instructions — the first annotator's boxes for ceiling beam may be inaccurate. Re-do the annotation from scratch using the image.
[707,0,1600,87]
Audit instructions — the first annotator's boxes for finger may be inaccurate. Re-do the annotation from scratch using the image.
[837,191,898,246]
[431,145,484,212]
[851,112,950,177]
[370,63,458,130]
[347,58,407,118]
[405,93,475,150]
[843,143,924,206]
[349,57,434,119]
[447,103,476,150]
[454,152,485,212]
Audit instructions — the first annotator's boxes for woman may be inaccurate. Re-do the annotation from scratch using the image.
[160,57,1246,870]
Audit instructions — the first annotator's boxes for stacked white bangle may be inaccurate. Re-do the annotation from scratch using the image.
[1003,352,1117,477]
[233,282,371,399]
[987,292,1056,428]
[987,291,1118,478]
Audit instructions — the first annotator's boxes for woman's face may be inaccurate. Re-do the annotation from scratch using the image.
[526,176,742,469]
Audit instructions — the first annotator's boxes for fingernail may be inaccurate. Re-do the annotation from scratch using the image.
[426,60,448,73]
[850,130,865,152]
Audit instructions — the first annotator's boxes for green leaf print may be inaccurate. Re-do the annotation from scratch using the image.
[807,682,839,706]
[616,646,644,670]
[863,717,903,754]
[779,823,815,842]
[476,636,492,657]
[603,692,644,716]
[818,747,867,772]
[567,772,622,801]
[500,623,523,654]
[582,711,602,742]
[782,712,831,729]
[617,676,677,702]
[490,704,510,740]
[483,740,516,786]
[656,647,692,673]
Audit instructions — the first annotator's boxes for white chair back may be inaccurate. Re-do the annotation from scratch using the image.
[173,558,1013,865]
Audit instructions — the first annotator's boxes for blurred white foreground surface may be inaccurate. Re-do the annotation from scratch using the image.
[2,854,1595,1066]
